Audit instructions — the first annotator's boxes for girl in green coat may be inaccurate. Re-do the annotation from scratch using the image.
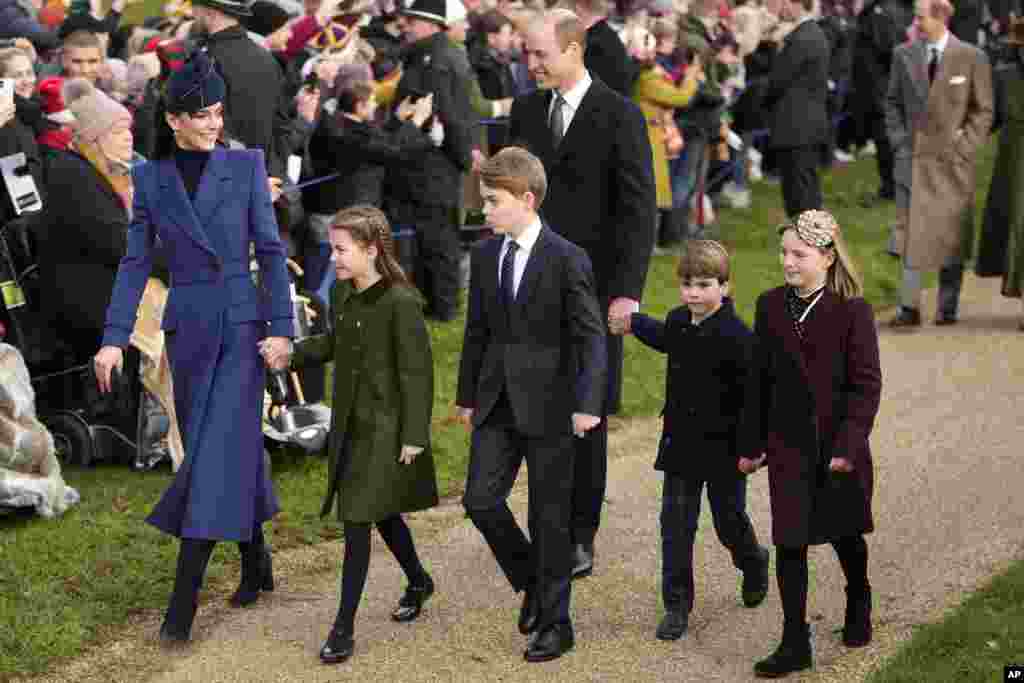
[286,205,439,665]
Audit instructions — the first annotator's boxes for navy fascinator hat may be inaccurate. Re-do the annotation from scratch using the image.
[164,50,227,115]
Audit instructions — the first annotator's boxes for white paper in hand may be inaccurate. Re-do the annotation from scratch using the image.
[287,155,302,185]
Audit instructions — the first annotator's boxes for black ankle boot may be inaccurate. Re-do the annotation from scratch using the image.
[160,598,197,644]
[161,539,214,643]
[754,623,813,678]
[842,585,872,647]
[231,525,274,608]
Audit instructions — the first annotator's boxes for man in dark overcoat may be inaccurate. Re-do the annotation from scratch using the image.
[760,0,831,218]
[508,8,655,578]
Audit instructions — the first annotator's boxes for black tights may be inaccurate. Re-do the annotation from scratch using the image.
[776,536,869,629]
[333,515,426,636]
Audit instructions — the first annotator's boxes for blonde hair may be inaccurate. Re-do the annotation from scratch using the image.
[331,205,415,290]
[0,47,32,75]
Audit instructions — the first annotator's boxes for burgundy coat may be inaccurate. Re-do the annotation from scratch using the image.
[741,287,882,547]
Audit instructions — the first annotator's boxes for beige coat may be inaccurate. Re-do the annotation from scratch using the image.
[885,34,994,270]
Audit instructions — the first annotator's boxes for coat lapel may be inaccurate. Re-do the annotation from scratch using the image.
[512,225,551,314]
[910,40,930,105]
[192,147,234,232]
[156,157,217,256]
[552,81,603,164]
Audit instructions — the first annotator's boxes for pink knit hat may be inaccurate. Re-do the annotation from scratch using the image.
[61,78,133,144]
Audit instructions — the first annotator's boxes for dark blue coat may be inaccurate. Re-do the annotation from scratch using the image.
[102,148,294,542]
[631,299,754,480]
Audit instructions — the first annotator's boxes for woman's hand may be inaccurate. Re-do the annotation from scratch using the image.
[738,454,766,474]
[259,336,293,370]
[829,457,854,473]
[399,445,424,464]
[268,177,284,203]
[94,346,124,394]
[608,311,631,335]
[411,93,434,128]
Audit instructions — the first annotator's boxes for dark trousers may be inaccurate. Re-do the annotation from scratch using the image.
[661,474,763,613]
[776,145,823,219]
[776,536,869,630]
[331,515,427,635]
[867,109,895,195]
[462,390,575,630]
[568,304,620,545]
[411,205,462,320]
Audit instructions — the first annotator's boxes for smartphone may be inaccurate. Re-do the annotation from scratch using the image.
[0,78,13,109]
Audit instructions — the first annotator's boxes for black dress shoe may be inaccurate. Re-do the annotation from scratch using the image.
[319,630,354,664]
[655,611,688,641]
[742,547,770,608]
[888,307,922,330]
[934,313,958,326]
[754,623,813,678]
[571,543,594,580]
[518,585,539,634]
[391,573,434,622]
[524,623,574,662]
[230,548,274,608]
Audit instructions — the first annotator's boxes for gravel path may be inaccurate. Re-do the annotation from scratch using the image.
[27,275,1024,683]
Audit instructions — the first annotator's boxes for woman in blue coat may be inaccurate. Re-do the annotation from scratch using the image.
[93,51,294,643]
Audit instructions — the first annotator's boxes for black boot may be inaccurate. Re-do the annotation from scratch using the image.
[230,526,274,607]
[754,623,813,678]
[842,585,872,647]
[161,539,215,643]
[742,547,771,608]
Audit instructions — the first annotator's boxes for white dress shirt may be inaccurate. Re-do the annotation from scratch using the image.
[927,30,950,63]
[498,218,543,299]
[549,70,593,136]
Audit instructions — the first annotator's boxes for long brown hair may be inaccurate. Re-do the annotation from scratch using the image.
[331,205,415,290]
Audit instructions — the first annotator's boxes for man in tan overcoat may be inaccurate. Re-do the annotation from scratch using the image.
[884,0,993,328]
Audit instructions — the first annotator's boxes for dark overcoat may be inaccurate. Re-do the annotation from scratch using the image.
[508,77,655,412]
[103,148,294,542]
[630,299,754,480]
[740,287,882,547]
[977,61,1024,298]
[292,279,438,523]
[761,19,831,150]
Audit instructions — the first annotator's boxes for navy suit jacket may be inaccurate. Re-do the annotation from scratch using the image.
[456,224,607,437]
[102,148,293,347]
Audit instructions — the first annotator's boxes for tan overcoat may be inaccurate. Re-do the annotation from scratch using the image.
[884,34,993,270]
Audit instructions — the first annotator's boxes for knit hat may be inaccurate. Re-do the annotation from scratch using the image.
[62,78,133,144]
[399,0,466,27]
[37,77,76,125]
[164,50,227,114]
[191,0,253,18]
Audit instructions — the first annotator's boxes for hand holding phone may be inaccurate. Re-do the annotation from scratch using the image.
[0,79,15,129]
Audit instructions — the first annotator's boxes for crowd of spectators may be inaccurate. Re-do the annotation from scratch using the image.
[0,0,1017,348]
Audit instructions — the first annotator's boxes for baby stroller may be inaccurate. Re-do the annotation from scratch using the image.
[0,214,142,468]
[258,258,332,458]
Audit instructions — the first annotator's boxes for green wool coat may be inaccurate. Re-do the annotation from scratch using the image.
[292,278,438,523]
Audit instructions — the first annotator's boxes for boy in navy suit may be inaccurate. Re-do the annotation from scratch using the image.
[610,241,770,641]
[456,147,606,663]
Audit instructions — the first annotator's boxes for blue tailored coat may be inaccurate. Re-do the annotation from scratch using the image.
[102,148,294,542]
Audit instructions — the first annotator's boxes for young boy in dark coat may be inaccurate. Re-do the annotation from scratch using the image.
[610,240,770,641]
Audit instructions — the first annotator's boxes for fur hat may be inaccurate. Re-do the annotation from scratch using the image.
[63,79,133,144]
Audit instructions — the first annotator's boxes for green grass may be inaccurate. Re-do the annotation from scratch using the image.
[867,556,1024,683]
[0,149,995,679]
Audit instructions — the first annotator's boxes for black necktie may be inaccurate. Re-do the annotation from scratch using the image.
[549,92,566,148]
[500,240,519,309]
[928,47,938,84]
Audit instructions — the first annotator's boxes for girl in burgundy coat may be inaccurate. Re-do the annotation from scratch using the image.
[740,210,882,678]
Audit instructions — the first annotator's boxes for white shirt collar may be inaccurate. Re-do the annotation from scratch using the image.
[554,70,593,113]
[504,217,543,253]
[928,30,950,56]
